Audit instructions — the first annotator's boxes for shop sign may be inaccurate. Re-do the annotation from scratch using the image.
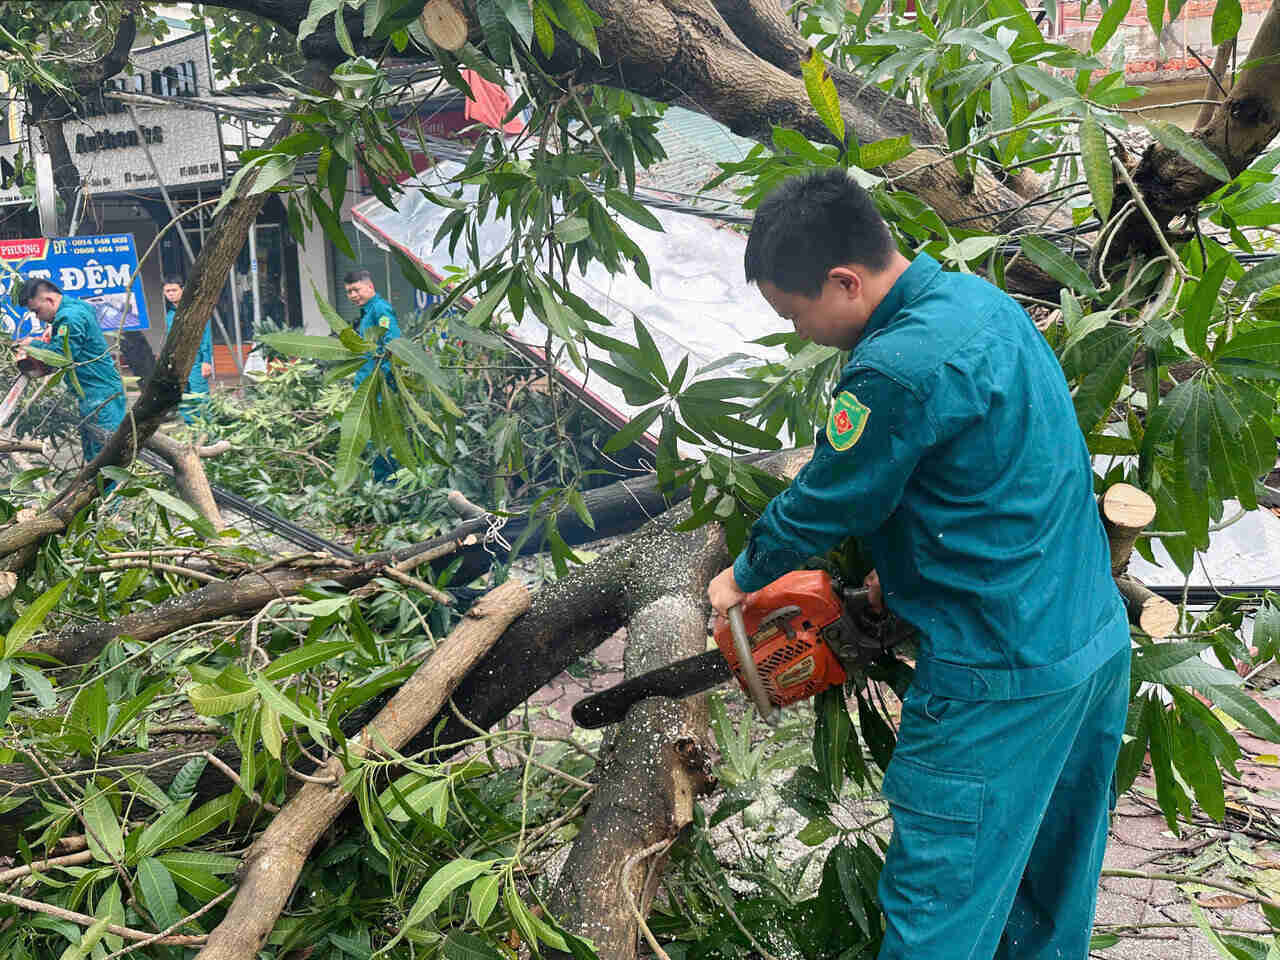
[63,32,223,195]
[0,143,26,207]
[0,234,150,339]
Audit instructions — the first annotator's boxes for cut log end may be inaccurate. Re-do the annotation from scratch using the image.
[1116,577,1178,639]
[1099,483,1157,575]
[420,0,469,51]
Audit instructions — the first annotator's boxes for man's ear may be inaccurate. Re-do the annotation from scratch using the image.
[828,266,863,298]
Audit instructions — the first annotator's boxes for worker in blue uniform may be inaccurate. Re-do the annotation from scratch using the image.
[707,170,1130,959]
[18,278,126,463]
[344,268,402,482]
[162,275,214,424]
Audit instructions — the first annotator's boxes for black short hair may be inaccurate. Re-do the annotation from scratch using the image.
[744,169,895,297]
[163,274,185,287]
[19,278,60,305]
[344,268,374,286]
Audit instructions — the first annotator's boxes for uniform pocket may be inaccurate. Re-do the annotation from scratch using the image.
[881,755,983,901]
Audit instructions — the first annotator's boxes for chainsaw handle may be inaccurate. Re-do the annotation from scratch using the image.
[727,604,777,725]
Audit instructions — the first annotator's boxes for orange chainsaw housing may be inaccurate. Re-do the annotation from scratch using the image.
[713,569,848,708]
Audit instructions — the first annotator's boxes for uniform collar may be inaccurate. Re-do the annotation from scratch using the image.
[862,253,942,339]
[360,294,384,315]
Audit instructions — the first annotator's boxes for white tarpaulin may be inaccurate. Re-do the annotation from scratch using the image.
[351,161,786,452]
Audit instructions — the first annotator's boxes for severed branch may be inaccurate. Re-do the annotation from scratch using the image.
[194,580,531,960]
[1099,482,1157,576]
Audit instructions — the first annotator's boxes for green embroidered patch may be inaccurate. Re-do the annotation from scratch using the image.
[827,391,870,451]
[378,316,390,329]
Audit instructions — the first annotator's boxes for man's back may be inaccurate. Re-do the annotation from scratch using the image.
[853,257,1126,697]
[54,297,123,400]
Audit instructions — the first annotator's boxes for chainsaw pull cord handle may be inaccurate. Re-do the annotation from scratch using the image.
[727,604,778,725]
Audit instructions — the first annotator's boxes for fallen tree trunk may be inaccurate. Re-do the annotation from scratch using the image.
[195,580,530,960]
[549,595,716,960]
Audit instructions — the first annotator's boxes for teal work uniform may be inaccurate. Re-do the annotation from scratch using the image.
[732,254,1130,958]
[164,305,213,424]
[48,296,126,463]
[353,294,402,482]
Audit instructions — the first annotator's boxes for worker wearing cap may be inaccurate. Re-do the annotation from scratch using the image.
[18,278,127,463]
[162,275,214,425]
[707,170,1130,959]
[344,267,402,482]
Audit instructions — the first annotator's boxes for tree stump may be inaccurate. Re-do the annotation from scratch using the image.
[1116,577,1180,639]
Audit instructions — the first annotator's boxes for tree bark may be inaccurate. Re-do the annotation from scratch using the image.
[144,432,225,530]
[549,595,716,960]
[1116,1,1280,256]
[195,580,530,960]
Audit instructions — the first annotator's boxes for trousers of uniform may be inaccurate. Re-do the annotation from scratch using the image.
[178,368,210,425]
[80,391,128,463]
[877,646,1129,960]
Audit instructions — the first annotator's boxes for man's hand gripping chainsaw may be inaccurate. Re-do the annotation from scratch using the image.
[571,569,917,728]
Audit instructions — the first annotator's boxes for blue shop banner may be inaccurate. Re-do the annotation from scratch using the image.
[0,234,149,340]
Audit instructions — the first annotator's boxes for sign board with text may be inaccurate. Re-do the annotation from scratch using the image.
[0,234,149,339]
[62,32,223,196]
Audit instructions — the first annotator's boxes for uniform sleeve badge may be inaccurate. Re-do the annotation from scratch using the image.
[827,391,870,451]
[378,316,391,329]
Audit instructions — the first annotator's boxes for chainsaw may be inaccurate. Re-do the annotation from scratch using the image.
[0,354,52,430]
[571,569,916,728]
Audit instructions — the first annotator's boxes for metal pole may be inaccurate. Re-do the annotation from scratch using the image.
[248,222,261,330]
[125,105,242,373]
[229,265,242,374]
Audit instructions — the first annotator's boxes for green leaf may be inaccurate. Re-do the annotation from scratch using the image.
[604,188,663,231]
[858,135,913,169]
[335,376,377,492]
[1170,715,1225,821]
[4,578,69,657]
[261,702,283,760]
[1147,0,1165,35]
[1020,236,1096,294]
[553,217,591,244]
[12,662,54,708]
[462,271,513,327]
[137,857,181,931]
[135,800,193,858]
[257,333,357,363]
[603,404,662,453]
[443,931,505,960]
[264,641,355,681]
[1209,684,1280,741]
[1079,112,1113,220]
[1233,254,1280,299]
[531,1,554,55]
[1091,0,1132,52]
[496,0,534,42]
[589,359,664,405]
[1143,121,1230,182]
[405,859,493,929]
[1211,0,1242,45]
[251,674,329,744]
[1184,255,1232,357]
[469,874,501,926]
[187,683,258,716]
[813,686,851,798]
[797,817,840,845]
[166,793,239,847]
[83,784,125,863]
[802,47,844,142]
[1145,697,1185,831]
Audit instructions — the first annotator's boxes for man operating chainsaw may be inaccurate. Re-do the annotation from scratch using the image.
[707,169,1129,959]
